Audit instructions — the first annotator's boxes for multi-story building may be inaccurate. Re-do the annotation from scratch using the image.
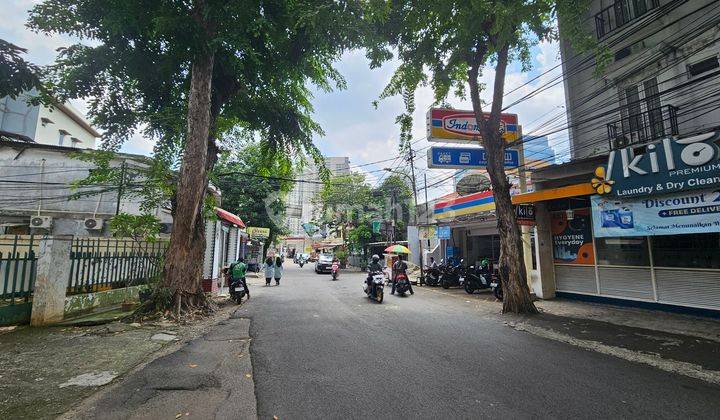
[0,92,100,149]
[285,156,350,237]
[512,0,720,312]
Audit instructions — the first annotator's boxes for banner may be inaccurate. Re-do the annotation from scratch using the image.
[247,226,270,239]
[419,226,437,240]
[591,188,720,237]
[427,108,519,143]
[551,209,594,265]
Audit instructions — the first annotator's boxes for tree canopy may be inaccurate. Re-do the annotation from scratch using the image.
[213,141,295,249]
[0,39,42,99]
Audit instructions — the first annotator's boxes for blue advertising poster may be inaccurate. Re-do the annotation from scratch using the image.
[427,146,519,169]
[436,226,452,239]
[591,188,720,237]
[446,246,455,258]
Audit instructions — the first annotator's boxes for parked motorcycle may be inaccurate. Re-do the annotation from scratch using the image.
[393,272,411,296]
[463,263,493,294]
[365,271,385,303]
[440,259,463,289]
[423,264,441,286]
[229,278,247,304]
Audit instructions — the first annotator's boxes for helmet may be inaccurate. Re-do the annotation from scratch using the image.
[481,258,490,267]
[371,254,380,262]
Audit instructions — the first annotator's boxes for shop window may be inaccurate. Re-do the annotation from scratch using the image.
[651,233,720,269]
[595,236,650,266]
[551,209,595,265]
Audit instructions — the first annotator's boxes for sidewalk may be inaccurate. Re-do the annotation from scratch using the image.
[61,315,256,420]
[0,300,244,419]
[419,284,720,385]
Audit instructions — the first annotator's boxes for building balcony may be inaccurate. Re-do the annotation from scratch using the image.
[607,105,679,150]
[595,0,660,39]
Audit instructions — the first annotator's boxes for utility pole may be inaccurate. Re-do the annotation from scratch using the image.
[407,149,424,282]
[115,161,127,216]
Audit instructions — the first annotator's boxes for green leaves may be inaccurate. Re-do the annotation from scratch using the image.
[109,213,161,243]
[0,39,43,99]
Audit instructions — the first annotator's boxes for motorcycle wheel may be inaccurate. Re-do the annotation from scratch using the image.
[376,289,384,303]
[441,280,450,289]
[464,283,474,294]
[235,294,243,305]
[493,287,503,301]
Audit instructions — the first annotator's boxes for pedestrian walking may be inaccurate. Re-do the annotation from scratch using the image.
[274,256,284,285]
[264,256,275,286]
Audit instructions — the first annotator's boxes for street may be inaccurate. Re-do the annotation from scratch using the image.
[237,264,720,419]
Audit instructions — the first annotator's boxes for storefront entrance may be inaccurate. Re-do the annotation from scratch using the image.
[549,196,720,311]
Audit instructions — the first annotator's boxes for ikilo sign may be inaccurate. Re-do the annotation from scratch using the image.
[591,131,720,198]
[427,108,519,143]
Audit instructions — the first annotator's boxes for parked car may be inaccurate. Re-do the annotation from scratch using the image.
[315,254,334,274]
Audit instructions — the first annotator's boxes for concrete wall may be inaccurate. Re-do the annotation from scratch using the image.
[561,0,720,159]
[64,285,148,316]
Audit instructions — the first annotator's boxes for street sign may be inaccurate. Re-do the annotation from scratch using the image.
[436,226,451,239]
[427,108,519,143]
[427,146,519,169]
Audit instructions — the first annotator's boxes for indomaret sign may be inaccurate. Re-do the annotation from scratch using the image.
[427,108,519,143]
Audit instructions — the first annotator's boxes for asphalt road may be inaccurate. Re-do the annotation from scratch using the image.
[237,264,720,419]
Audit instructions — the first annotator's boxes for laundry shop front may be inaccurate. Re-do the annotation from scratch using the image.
[514,132,720,313]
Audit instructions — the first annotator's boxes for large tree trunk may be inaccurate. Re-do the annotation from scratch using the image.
[468,45,537,314]
[162,51,215,313]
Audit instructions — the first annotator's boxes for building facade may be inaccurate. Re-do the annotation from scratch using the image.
[0,93,100,149]
[512,0,720,312]
[285,156,350,237]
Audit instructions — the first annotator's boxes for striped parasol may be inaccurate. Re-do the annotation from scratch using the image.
[384,244,411,254]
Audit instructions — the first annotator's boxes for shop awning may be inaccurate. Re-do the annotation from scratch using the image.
[214,207,246,228]
[434,190,495,220]
[511,183,595,205]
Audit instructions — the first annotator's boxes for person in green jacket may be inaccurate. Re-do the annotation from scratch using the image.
[229,257,250,299]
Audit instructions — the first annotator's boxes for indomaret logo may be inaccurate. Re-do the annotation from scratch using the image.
[442,114,506,137]
[593,131,720,197]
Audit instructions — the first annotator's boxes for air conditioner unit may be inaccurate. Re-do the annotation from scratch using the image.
[159,222,173,234]
[612,134,632,150]
[84,218,104,230]
[30,216,53,229]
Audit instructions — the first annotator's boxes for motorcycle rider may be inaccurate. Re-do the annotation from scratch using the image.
[366,254,384,291]
[229,257,250,299]
[391,254,414,295]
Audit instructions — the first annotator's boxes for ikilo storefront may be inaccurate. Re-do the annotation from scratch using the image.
[515,132,720,312]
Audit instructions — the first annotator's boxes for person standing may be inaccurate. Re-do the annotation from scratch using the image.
[274,255,284,285]
[264,256,275,286]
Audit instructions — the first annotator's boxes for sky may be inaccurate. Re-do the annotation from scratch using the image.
[2,0,570,201]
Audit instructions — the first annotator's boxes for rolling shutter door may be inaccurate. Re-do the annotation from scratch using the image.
[555,265,597,294]
[655,269,720,310]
